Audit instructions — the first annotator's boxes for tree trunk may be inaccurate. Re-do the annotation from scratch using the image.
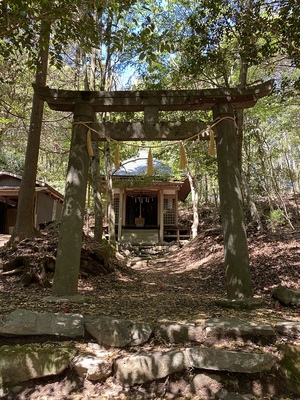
[187,171,199,239]
[104,142,116,246]
[241,170,263,231]
[236,58,263,231]
[9,16,50,243]
[213,102,253,300]
[91,140,103,241]
[52,103,94,297]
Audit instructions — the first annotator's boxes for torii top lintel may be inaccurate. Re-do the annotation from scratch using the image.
[33,80,273,113]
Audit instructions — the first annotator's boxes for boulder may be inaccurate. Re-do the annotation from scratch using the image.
[271,285,300,306]
[189,373,222,399]
[216,392,255,400]
[279,344,300,395]
[154,321,205,344]
[0,343,76,385]
[205,317,276,344]
[115,349,188,385]
[85,315,152,347]
[275,321,300,338]
[0,309,84,338]
[72,352,112,381]
[215,298,265,310]
[186,347,278,373]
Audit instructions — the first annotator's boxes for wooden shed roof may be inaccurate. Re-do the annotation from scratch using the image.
[0,172,64,205]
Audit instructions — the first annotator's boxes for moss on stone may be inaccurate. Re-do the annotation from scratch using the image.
[0,343,76,385]
[279,344,300,395]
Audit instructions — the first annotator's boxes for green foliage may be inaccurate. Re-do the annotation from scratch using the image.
[0,0,300,219]
[267,209,285,231]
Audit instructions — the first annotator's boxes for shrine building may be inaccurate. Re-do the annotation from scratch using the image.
[110,150,191,243]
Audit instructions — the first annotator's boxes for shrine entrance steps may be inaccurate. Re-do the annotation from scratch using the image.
[118,241,185,267]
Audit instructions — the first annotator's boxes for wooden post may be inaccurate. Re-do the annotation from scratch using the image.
[118,188,124,242]
[159,190,164,242]
[52,103,94,297]
[213,102,253,299]
[175,192,178,226]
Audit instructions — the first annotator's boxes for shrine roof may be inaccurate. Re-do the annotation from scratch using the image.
[113,150,171,176]
[112,151,190,201]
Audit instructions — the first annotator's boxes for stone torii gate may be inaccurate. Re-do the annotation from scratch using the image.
[34,81,273,299]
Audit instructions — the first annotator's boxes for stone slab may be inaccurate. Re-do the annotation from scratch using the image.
[0,343,76,385]
[186,347,278,373]
[205,317,276,343]
[115,349,188,385]
[72,352,112,381]
[215,298,265,310]
[275,321,300,338]
[190,373,222,398]
[271,286,300,306]
[154,321,205,344]
[279,344,300,395]
[0,309,84,338]
[217,393,255,400]
[85,315,152,347]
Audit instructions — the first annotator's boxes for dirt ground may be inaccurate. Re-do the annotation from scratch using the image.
[0,222,300,399]
[0,227,299,325]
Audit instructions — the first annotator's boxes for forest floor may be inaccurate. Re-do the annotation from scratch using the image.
[0,215,300,399]
[0,224,299,325]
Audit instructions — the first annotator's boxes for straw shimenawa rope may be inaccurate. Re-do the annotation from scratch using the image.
[73,116,235,168]
[114,143,120,170]
[86,129,94,157]
[147,148,154,175]
[179,142,188,169]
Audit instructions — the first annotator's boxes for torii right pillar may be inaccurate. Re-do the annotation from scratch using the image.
[213,102,253,299]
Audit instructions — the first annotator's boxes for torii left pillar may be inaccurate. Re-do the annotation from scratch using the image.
[52,103,94,297]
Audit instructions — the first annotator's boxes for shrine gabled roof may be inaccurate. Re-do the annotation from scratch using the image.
[113,150,171,176]
[112,151,190,201]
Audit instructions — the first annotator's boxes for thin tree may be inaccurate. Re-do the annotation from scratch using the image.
[9,9,50,242]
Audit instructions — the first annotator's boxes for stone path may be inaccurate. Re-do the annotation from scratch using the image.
[1,309,300,399]
[0,234,9,247]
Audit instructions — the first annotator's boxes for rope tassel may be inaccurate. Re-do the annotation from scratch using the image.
[87,129,94,157]
[208,128,215,156]
[179,142,187,169]
[114,143,120,170]
[147,148,154,175]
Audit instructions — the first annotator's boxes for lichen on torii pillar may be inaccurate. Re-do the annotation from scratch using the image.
[52,102,95,297]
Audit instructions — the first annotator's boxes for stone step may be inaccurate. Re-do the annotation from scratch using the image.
[154,317,277,345]
[1,310,300,398]
[115,347,278,386]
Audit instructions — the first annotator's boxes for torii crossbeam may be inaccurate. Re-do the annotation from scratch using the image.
[34,81,273,299]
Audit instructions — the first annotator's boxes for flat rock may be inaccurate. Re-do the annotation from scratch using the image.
[215,297,265,310]
[279,344,300,395]
[271,286,300,306]
[275,321,300,338]
[72,351,112,381]
[0,309,84,338]
[115,349,188,385]
[189,373,222,399]
[85,315,153,347]
[0,343,76,385]
[216,392,255,400]
[205,317,276,343]
[43,295,86,303]
[186,347,278,373]
[154,321,205,344]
